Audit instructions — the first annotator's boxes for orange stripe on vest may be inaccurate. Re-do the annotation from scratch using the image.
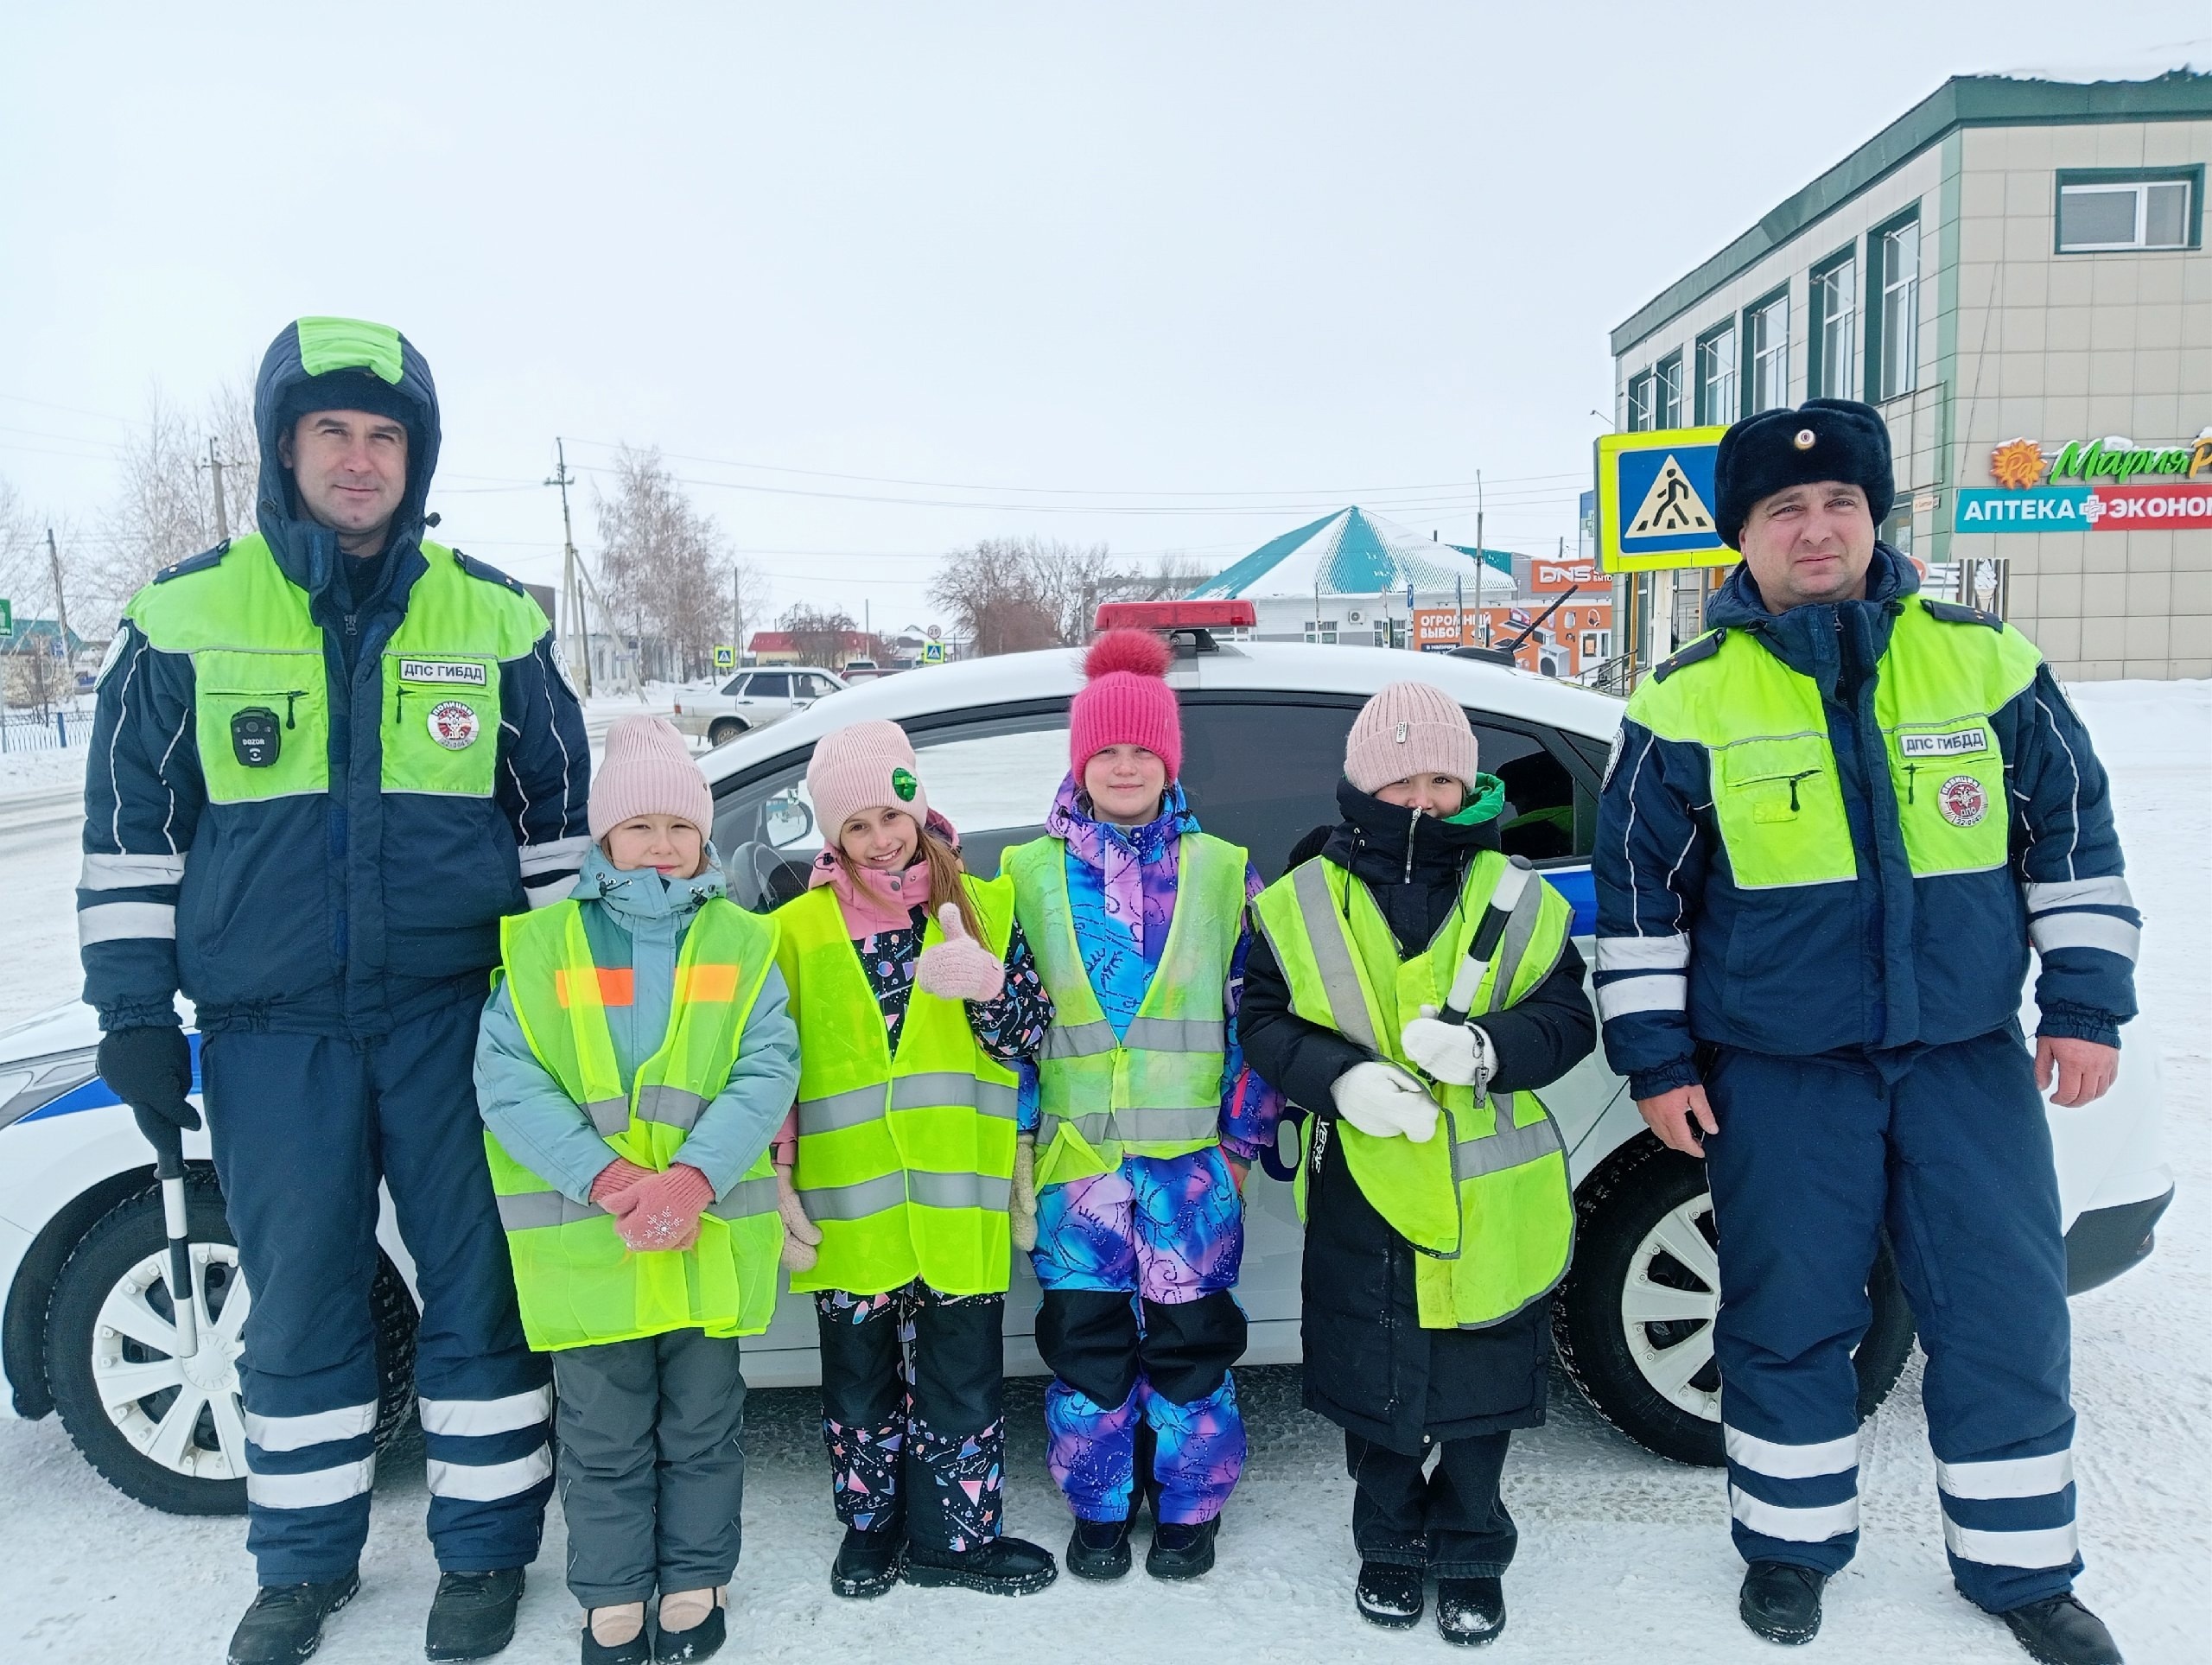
[675,963,741,1003]
[555,967,635,1007]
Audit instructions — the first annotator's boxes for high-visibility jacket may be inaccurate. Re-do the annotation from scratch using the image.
[774,875,1021,1297]
[1628,598,2044,893]
[1253,850,1576,1329]
[1003,831,1246,1186]
[485,897,784,1350]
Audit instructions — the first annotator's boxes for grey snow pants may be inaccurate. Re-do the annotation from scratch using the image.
[551,1328,747,1609]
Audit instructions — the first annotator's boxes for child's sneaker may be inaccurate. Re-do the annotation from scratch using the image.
[904,1535,1058,1597]
[1065,1516,1135,1581]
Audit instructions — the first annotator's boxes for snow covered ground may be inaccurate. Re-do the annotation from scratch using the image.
[0,682,2205,1662]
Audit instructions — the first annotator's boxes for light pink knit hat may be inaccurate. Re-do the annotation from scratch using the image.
[1343,681,1480,795]
[590,715,715,839]
[807,719,931,842]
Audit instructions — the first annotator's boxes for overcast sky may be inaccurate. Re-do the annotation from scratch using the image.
[3,3,2205,632]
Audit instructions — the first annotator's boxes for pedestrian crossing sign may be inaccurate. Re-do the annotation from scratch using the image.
[1595,426,1738,572]
[712,644,735,673]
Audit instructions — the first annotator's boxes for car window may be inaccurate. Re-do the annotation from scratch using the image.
[721,674,748,696]
[747,672,791,699]
[1179,697,1359,880]
[804,675,837,698]
[713,709,1071,912]
[1471,723,1586,862]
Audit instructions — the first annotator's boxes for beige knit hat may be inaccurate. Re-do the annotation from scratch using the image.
[1343,681,1480,795]
[807,719,931,842]
[589,715,715,840]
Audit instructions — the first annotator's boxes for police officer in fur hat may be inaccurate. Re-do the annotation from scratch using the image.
[1591,400,2137,1663]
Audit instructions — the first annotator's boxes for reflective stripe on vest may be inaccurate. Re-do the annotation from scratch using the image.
[1252,848,1576,1331]
[1005,830,1247,1185]
[1625,601,2045,890]
[486,895,784,1349]
[774,874,1022,1299]
[127,533,544,807]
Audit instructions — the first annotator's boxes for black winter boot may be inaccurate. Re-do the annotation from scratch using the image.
[226,1571,360,1665]
[830,1525,907,1599]
[1146,1516,1219,1581]
[425,1568,525,1662]
[1436,1577,1506,1646]
[1355,1561,1425,1629]
[1739,1560,1827,1645]
[652,1604,727,1663]
[2000,1594,2124,1665]
[903,1535,1058,1597]
[1066,1516,1135,1581]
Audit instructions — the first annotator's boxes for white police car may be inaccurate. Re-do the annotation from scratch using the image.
[0,625,2176,1511]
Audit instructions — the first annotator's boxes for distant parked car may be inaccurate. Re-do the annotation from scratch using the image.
[671,666,849,747]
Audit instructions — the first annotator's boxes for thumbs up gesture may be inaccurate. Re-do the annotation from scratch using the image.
[916,902,1007,1002]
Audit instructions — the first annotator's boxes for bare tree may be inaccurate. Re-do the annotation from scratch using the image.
[592,445,728,681]
[92,383,258,625]
[778,603,857,667]
[927,537,1058,657]
[928,537,1213,655]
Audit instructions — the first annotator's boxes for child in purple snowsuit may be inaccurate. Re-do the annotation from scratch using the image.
[1005,631,1285,1584]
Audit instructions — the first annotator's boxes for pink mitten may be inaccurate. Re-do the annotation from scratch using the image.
[607,1164,715,1252]
[915,904,1006,1002]
[589,1158,655,1205]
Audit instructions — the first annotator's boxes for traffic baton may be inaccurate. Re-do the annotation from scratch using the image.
[1437,855,1535,1026]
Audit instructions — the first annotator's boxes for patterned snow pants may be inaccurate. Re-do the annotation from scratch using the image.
[816,1282,1007,1553]
[1033,1147,1249,1525]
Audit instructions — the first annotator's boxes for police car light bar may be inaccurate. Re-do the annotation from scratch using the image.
[1091,600,1256,632]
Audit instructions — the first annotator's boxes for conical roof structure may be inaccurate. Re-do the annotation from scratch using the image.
[1187,506,1516,601]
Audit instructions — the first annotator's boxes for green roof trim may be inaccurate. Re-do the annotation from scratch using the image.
[295,315,404,384]
[1611,72,2212,358]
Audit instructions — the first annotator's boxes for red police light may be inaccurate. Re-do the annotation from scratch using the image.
[1092,599,1256,632]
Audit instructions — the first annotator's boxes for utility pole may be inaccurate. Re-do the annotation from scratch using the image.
[46,526,73,708]
[731,563,747,668]
[203,437,230,542]
[1475,470,1488,645]
[545,438,592,696]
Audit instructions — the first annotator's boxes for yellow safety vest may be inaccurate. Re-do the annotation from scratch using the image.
[484,897,784,1350]
[774,874,1021,1297]
[1003,831,1246,1186]
[1252,850,1576,1329]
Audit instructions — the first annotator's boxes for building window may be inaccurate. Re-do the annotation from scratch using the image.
[1304,619,1338,644]
[1695,323,1736,425]
[1866,209,1919,404]
[2056,167,2202,251]
[1808,251,1855,400]
[1654,353,1683,429]
[1625,371,1654,432]
[1745,289,1790,415]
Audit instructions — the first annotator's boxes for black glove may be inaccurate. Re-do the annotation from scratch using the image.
[98,1026,200,1144]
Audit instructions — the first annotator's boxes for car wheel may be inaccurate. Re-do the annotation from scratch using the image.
[1554,1136,1916,1466]
[708,719,747,746]
[43,1175,419,1516]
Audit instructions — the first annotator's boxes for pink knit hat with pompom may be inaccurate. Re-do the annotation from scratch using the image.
[1069,629,1182,781]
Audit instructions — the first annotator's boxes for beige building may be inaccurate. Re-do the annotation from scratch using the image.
[1610,72,2212,681]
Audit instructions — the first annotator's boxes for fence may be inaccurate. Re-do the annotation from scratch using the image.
[0,706,93,753]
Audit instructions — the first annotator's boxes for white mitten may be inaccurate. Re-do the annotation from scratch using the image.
[777,1166,823,1272]
[1400,1005,1498,1089]
[1328,1060,1440,1142]
[915,904,1007,1001]
[1008,1132,1039,1254]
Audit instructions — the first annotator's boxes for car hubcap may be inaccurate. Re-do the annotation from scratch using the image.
[92,1244,251,1479]
[1619,1194,1722,1420]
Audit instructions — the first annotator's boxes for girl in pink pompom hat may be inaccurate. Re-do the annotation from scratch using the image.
[767,717,1061,1598]
[1002,629,1286,1581]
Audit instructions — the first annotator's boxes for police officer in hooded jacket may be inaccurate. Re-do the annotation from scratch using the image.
[1593,400,2138,1663]
[80,317,592,1665]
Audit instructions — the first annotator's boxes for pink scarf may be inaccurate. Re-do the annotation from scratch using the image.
[808,810,963,941]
